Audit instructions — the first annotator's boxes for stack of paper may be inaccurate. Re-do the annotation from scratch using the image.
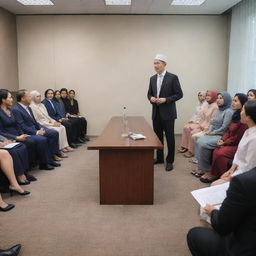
[0,142,20,149]
[191,182,230,223]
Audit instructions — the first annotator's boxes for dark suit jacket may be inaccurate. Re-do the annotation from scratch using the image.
[211,167,256,256]
[42,99,62,121]
[147,71,183,120]
[12,103,43,135]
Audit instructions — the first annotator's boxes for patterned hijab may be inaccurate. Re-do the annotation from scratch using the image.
[206,90,218,104]
[218,91,232,111]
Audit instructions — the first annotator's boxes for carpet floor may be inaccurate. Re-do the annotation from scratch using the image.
[0,136,209,256]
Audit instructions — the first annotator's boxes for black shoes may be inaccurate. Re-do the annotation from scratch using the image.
[78,138,86,144]
[0,244,21,256]
[70,143,78,149]
[154,159,164,164]
[26,173,37,182]
[84,136,90,141]
[166,163,174,172]
[50,161,61,167]
[9,189,30,197]
[0,204,15,212]
[18,180,30,186]
[39,164,54,171]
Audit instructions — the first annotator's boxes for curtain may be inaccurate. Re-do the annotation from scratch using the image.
[227,0,256,96]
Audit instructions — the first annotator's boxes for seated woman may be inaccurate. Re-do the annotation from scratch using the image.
[211,100,256,186]
[53,90,79,148]
[0,149,29,201]
[0,135,30,185]
[192,92,234,178]
[178,91,207,153]
[200,93,248,183]
[182,90,219,158]
[68,89,89,142]
[0,89,38,175]
[247,89,256,100]
[30,90,73,156]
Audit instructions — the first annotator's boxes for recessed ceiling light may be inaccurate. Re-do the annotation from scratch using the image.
[171,0,206,6]
[17,0,54,5]
[105,0,131,6]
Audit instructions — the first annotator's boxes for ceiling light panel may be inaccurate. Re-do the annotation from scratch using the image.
[17,0,54,6]
[105,0,131,6]
[171,0,206,6]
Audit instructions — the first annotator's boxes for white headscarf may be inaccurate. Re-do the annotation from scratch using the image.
[30,90,41,105]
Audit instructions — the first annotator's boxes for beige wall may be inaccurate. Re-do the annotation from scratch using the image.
[0,8,19,91]
[17,15,229,135]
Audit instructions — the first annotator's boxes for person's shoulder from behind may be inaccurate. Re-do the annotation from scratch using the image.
[234,166,256,190]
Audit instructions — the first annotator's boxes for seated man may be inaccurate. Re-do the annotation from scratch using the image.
[187,166,256,256]
[12,89,61,170]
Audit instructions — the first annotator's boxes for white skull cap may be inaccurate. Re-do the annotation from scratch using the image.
[155,54,167,63]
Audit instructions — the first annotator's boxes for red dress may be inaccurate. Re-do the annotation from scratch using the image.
[211,122,248,177]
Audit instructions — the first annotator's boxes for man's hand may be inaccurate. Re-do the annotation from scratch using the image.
[156,98,166,104]
[53,122,61,127]
[37,129,46,136]
[205,131,214,135]
[150,97,157,103]
[16,134,30,141]
[204,204,216,216]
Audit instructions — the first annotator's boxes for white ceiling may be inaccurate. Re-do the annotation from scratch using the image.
[0,0,242,15]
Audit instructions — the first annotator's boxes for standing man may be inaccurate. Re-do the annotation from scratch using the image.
[147,54,183,171]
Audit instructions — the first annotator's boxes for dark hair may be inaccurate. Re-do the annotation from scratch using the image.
[69,90,75,94]
[44,89,54,98]
[16,89,28,102]
[247,89,256,98]
[54,90,60,95]
[244,100,256,123]
[0,89,10,105]
[53,90,60,102]
[60,88,68,93]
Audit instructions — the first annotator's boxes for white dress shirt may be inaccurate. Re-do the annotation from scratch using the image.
[232,125,256,176]
[156,70,166,98]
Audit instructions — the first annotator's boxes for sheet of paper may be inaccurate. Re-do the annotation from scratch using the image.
[191,182,230,208]
[0,142,20,149]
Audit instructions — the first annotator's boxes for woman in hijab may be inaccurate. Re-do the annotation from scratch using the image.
[200,93,248,183]
[30,90,73,157]
[191,92,234,177]
[212,99,256,186]
[247,89,256,100]
[181,90,219,158]
[178,91,207,153]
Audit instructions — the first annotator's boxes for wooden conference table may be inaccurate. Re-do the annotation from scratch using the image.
[87,116,163,205]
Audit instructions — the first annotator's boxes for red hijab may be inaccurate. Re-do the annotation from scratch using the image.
[207,90,218,104]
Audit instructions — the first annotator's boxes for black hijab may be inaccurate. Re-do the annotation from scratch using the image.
[232,93,247,123]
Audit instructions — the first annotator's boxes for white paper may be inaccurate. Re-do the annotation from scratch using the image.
[128,133,146,140]
[0,142,20,149]
[191,182,230,208]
